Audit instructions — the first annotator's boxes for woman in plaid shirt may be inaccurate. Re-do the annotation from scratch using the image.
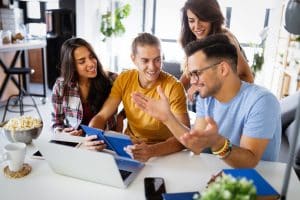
[51,38,116,136]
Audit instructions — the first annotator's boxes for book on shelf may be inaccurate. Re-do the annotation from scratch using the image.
[80,125,133,159]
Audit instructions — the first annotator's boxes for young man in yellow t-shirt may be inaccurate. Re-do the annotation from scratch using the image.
[86,33,190,162]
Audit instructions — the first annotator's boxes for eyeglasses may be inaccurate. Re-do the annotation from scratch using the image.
[187,62,221,81]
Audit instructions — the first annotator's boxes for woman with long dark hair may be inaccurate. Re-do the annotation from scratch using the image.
[179,0,254,100]
[51,38,116,136]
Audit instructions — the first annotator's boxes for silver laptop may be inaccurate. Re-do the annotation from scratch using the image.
[34,139,144,188]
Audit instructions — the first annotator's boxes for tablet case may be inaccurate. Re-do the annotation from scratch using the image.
[80,125,133,158]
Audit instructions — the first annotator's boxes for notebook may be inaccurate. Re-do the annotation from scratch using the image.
[162,191,200,200]
[80,125,133,158]
[34,139,144,188]
[222,168,280,199]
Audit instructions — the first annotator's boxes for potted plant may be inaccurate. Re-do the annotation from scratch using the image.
[252,51,264,74]
[193,174,257,200]
[100,2,131,41]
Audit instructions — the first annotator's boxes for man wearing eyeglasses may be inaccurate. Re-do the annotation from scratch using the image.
[132,34,281,168]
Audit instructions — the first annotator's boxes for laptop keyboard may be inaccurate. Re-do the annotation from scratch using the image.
[119,169,132,180]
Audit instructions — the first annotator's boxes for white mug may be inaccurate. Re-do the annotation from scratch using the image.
[0,143,26,172]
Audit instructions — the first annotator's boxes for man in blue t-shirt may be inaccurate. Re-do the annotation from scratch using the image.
[131,34,281,168]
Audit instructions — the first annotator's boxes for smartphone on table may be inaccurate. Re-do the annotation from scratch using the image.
[31,150,44,159]
[144,177,166,200]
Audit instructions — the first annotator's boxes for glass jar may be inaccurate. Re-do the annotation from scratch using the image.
[2,30,12,44]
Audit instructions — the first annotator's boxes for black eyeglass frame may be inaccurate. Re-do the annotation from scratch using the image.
[187,62,221,81]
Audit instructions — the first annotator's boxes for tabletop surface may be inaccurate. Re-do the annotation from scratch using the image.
[0,40,46,53]
[0,129,299,200]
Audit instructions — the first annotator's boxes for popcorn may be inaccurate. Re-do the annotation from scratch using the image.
[3,116,42,131]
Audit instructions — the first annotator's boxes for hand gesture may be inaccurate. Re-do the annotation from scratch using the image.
[180,117,221,154]
[131,85,172,122]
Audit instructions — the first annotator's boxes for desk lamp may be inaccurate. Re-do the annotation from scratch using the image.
[281,0,300,199]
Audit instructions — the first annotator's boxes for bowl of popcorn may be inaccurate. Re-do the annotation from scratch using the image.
[1,116,43,144]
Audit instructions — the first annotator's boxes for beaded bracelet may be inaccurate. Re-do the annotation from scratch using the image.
[218,143,232,159]
[212,138,232,159]
[212,138,229,155]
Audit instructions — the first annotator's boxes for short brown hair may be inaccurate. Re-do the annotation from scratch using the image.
[184,34,238,72]
[131,32,161,55]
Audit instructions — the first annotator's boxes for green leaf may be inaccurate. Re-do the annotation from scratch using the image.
[100,3,131,41]
[194,175,256,200]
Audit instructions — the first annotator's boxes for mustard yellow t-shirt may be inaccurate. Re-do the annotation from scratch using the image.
[109,69,187,144]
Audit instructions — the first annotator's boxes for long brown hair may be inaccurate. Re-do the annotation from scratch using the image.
[180,0,225,48]
[59,37,112,113]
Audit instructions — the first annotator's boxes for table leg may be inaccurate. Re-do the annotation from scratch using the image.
[0,51,22,99]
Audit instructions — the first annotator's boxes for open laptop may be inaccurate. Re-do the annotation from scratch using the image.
[34,139,144,188]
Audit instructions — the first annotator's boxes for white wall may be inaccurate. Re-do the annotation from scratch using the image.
[76,0,143,72]
[76,0,110,70]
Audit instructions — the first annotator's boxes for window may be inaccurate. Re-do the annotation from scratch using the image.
[152,0,275,65]
[154,0,186,62]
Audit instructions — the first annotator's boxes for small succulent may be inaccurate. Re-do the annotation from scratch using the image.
[194,174,257,200]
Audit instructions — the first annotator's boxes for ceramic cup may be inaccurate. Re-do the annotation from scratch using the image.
[0,142,26,172]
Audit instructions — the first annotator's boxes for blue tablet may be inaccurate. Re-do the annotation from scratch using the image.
[80,125,113,150]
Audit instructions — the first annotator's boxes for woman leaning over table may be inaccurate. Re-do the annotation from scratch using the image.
[179,0,254,101]
[51,38,117,136]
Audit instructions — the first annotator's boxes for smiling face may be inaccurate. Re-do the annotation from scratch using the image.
[74,46,97,82]
[188,51,222,98]
[187,9,211,40]
[131,44,162,89]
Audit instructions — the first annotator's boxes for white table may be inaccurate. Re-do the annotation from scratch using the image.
[0,132,299,200]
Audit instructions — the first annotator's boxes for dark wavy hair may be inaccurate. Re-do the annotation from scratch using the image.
[59,37,112,114]
[180,0,225,48]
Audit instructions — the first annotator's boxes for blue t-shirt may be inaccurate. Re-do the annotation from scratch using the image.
[196,81,281,161]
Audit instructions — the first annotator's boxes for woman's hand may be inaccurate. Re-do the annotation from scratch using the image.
[187,85,198,101]
[63,127,83,136]
[83,135,106,151]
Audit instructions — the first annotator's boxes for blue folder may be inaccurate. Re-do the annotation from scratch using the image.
[80,125,133,158]
[222,168,280,198]
[162,191,200,200]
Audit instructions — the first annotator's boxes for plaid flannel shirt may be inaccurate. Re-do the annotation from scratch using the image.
[51,77,116,131]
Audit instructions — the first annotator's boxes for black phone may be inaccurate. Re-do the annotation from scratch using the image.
[144,177,166,200]
[49,140,79,147]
